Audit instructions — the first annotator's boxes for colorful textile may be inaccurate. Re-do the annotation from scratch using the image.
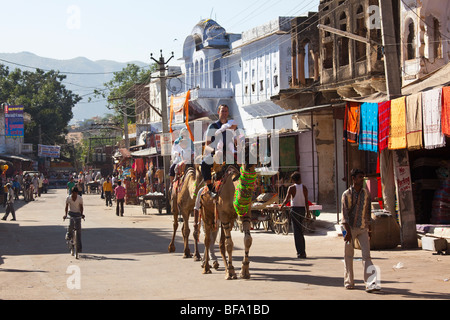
[378,101,391,151]
[344,102,360,143]
[233,167,257,217]
[388,97,407,150]
[442,86,450,137]
[422,88,446,149]
[358,102,378,152]
[406,93,423,150]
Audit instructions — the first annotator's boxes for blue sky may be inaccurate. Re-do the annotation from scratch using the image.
[0,0,320,63]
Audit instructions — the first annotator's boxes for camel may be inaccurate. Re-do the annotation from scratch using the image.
[200,164,256,279]
[168,164,204,259]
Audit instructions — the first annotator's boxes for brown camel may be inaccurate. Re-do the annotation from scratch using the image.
[200,164,256,279]
[168,165,204,259]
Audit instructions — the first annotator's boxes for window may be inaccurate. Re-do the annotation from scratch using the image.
[406,20,415,60]
[433,18,442,59]
[260,80,264,91]
[273,75,279,87]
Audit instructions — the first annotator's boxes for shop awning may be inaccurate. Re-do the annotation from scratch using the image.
[0,154,33,162]
[131,147,158,158]
[402,62,450,96]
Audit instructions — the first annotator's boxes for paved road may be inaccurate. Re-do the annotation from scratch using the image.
[0,189,449,303]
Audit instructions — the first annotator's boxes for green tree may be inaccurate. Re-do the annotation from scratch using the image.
[93,63,156,124]
[0,65,82,146]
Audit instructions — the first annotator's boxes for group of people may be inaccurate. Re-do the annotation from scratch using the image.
[66,172,127,217]
[280,168,380,293]
[169,103,380,293]
[1,172,49,222]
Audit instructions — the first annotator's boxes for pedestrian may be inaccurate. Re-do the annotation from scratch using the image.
[67,177,76,194]
[280,172,310,259]
[114,180,126,216]
[341,168,380,292]
[103,177,113,207]
[2,183,16,221]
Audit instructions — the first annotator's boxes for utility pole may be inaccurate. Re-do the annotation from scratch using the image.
[379,0,418,249]
[123,98,130,150]
[151,50,174,215]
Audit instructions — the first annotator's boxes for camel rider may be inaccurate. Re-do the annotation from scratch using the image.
[201,104,238,199]
[170,127,194,183]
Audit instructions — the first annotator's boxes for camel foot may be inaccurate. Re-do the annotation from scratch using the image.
[183,252,193,259]
[240,263,251,279]
[202,267,212,274]
[225,267,237,280]
[194,253,202,262]
[213,260,220,270]
[168,244,176,253]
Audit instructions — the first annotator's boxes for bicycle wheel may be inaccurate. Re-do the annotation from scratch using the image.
[73,230,79,259]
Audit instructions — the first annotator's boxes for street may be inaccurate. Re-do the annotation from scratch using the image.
[0,189,449,302]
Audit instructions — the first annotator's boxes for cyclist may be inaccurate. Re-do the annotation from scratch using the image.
[63,186,85,253]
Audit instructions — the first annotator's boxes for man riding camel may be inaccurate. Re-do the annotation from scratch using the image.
[200,104,238,199]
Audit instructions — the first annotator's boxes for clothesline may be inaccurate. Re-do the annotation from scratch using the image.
[344,86,450,153]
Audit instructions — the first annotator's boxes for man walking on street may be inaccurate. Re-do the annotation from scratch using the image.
[103,177,113,207]
[2,183,16,221]
[341,168,380,292]
[115,180,126,216]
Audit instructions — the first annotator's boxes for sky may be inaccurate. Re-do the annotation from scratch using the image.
[0,0,320,64]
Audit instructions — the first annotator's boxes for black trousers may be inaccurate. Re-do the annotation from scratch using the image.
[290,207,306,257]
[116,198,124,216]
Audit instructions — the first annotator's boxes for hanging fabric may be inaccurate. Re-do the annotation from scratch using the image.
[422,88,446,149]
[344,102,360,143]
[358,102,378,152]
[405,92,423,150]
[378,101,391,151]
[388,96,407,150]
[442,86,450,137]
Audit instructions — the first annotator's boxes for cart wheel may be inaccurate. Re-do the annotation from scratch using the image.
[273,211,282,234]
[281,210,290,235]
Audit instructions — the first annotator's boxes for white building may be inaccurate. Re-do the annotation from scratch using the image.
[180,17,295,135]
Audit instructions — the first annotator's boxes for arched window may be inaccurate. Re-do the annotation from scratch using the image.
[406,19,415,60]
[339,11,349,66]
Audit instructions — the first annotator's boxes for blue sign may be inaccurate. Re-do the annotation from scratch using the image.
[5,105,24,138]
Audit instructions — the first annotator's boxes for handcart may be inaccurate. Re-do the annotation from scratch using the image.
[86,181,100,194]
[139,192,165,215]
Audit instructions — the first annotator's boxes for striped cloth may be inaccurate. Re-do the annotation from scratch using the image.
[358,102,378,152]
[378,101,391,151]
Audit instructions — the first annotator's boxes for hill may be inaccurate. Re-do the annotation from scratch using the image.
[0,52,148,123]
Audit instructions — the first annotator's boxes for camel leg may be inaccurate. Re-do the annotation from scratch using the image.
[210,228,219,269]
[168,211,178,253]
[202,224,212,274]
[182,216,192,258]
[221,221,237,280]
[240,216,253,279]
[193,209,202,261]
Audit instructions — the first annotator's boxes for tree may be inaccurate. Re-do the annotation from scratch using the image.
[0,65,82,146]
[92,63,156,124]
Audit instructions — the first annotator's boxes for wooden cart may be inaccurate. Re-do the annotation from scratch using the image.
[139,192,165,215]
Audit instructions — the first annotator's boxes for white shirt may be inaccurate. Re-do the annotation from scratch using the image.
[66,195,83,213]
[291,184,306,207]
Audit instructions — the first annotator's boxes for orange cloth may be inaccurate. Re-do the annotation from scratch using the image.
[389,97,407,150]
[442,86,450,137]
[344,102,360,143]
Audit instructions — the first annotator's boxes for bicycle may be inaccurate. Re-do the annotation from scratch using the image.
[64,214,85,259]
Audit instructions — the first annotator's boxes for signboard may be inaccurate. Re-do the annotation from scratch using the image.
[5,105,24,138]
[160,133,172,157]
[38,144,61,158]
